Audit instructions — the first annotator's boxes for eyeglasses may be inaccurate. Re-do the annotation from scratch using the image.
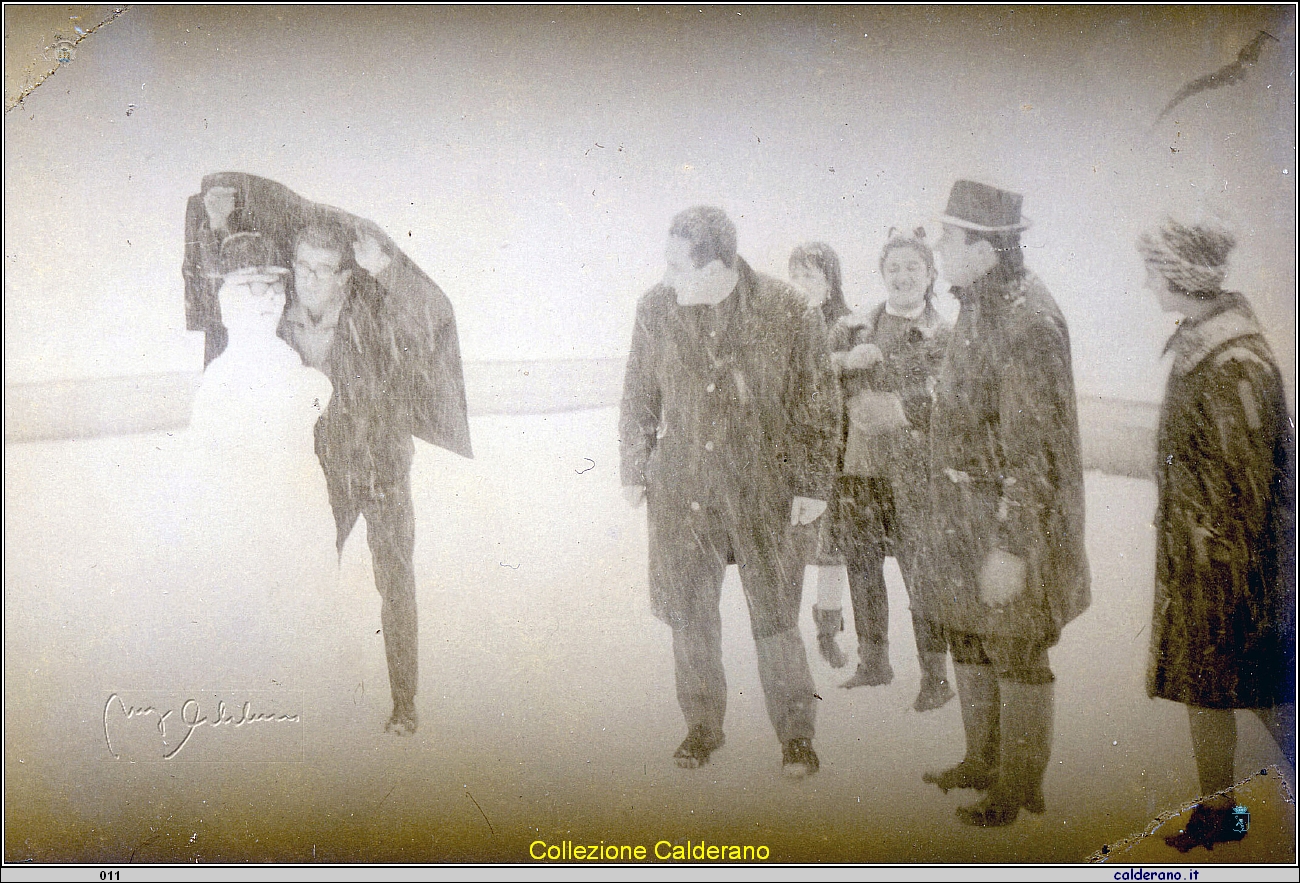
[293,260,343,281]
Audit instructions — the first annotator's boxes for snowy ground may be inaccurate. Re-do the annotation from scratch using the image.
[4,407,1294,864]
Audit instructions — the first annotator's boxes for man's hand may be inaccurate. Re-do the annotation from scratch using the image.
[790,497,828,526]
[623,485,647,508]
[353,233,393,277]
[978,548,1027,606]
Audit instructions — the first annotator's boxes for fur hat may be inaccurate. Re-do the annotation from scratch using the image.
[1137,217,1235,297]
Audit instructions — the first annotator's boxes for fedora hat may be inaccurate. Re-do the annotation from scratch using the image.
[937,180,1032,233]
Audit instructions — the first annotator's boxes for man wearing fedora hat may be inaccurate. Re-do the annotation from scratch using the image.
[922,180,1090,826]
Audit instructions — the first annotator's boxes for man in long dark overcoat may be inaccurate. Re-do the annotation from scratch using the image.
[924,180,1090,825]
[183,175,473,736]
[619,206,840,777]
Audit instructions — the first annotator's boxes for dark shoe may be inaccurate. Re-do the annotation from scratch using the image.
[782,737,820,779]
[956,787,1021,827]
[840,643,893,689]
[674,725,724,769]
[914,652,956,712]
[923,758,998,794]
[1164,799,1246,853]
[385,703,418,737]
[913,673,956,712]
[812,605,847,669]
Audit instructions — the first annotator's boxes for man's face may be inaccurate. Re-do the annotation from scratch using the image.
[935,224,989,290]
[203,186,238,228]
[293,243,350,315]
[663,235,699,293]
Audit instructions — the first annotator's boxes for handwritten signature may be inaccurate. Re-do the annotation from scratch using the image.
[104,693,301,761]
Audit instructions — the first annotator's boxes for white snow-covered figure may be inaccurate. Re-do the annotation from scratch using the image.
[175,232,336,688]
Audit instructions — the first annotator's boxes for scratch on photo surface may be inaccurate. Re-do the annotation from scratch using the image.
[6,6,131,113]
[375,781,398,812]
[1085,766,1295,862]
[465,790,495,836]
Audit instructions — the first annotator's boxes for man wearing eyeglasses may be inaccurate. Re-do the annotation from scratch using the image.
[281,212,473,737]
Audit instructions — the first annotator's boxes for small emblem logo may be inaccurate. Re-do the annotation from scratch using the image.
[51,35,77,65]
[1232,805,1250,833]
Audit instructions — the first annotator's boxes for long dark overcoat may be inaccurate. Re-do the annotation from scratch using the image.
[619,259,840,635]
[1147,293,1296,709]
[928,268,1091,641]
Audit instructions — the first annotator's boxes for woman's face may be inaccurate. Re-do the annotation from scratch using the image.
[1143,261,1187,315]
[789,262,830,308]
[882,245,932,312]
[219,276,286,336]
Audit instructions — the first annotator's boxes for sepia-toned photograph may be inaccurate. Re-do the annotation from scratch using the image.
[4,4,1296,869]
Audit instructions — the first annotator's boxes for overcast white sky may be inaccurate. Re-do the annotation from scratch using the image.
[5,6,1295,403]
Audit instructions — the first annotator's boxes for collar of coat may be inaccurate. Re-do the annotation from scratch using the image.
[952,265,1031,311]
[868,298,945,338]
[1163,292,1263,377]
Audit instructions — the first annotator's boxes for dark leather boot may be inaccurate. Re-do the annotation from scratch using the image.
[812,605,847,669]
[924,663,998,792]
[840,641,893,688]
[956,680,1053,826]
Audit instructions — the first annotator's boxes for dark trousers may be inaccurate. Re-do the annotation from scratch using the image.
[328,464,419,713]
[948,631,1055,685]
[673,619,815,745]
[659,502,816,744]
[840,475,946,654]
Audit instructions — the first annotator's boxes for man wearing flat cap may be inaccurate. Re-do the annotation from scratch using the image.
[922,180,1090,826]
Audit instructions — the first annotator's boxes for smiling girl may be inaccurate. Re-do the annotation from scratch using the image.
[835,228,953,711]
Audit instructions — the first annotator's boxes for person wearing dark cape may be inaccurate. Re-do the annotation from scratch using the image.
[182,174,473,736]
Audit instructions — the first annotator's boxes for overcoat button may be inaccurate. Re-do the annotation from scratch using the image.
[690,502,701,511]
[706,383,716,392]
[704,441,714,451]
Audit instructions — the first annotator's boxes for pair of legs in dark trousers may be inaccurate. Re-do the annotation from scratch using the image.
[653,500,817,753]
[327,464,419,733]
[838,475,949,699]
[673,607,816,748]
[926,631,1055,826]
